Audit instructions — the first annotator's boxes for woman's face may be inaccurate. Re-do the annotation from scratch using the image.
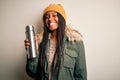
[44,11,59,31]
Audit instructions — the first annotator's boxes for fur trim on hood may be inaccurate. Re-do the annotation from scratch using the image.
[37,26,83,43]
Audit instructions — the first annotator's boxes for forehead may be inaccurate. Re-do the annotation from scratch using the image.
[45,11,57,15]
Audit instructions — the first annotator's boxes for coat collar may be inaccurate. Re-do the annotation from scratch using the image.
[37,26,83,43]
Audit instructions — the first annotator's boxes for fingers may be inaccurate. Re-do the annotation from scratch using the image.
[24,39,29,43]
[24,35,38,51]
[24,39,30,50]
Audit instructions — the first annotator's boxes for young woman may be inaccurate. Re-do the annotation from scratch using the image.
[24,4,87,80]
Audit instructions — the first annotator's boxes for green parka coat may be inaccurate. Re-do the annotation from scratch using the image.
[26,27,87,80]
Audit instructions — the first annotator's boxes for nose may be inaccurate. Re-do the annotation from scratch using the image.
[48,15,53,21]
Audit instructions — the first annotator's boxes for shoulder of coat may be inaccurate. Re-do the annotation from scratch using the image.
[65,26,83,42]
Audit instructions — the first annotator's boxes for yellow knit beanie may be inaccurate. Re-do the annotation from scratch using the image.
[43,4,66,21]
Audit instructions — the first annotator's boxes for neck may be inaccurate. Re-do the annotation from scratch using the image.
[50,31,57,42]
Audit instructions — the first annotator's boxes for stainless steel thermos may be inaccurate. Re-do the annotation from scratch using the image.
[25,25,37,59]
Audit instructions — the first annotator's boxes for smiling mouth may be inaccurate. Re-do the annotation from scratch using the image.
[49,22,56,26]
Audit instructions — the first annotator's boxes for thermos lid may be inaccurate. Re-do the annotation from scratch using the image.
[26,25,34,32]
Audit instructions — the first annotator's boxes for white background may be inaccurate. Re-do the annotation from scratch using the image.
[0,0,120,80]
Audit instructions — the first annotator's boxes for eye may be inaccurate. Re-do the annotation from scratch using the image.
[52,13,58,17]
[45,15,49,19]
[44,12,58,19]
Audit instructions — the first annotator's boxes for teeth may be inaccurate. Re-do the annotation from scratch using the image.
[50,22,55,26]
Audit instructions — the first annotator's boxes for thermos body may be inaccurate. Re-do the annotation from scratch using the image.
[25,25,37,59]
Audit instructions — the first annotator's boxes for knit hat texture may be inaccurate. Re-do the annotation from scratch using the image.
[43,4,66,21]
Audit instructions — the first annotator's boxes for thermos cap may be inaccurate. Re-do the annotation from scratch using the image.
[26,25,34,32]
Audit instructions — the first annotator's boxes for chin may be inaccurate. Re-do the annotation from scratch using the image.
[48,28,57,32]
[49,26,58,31]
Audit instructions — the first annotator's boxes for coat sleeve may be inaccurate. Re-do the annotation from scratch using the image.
[74,40,87,80]
[26,56,38,78]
